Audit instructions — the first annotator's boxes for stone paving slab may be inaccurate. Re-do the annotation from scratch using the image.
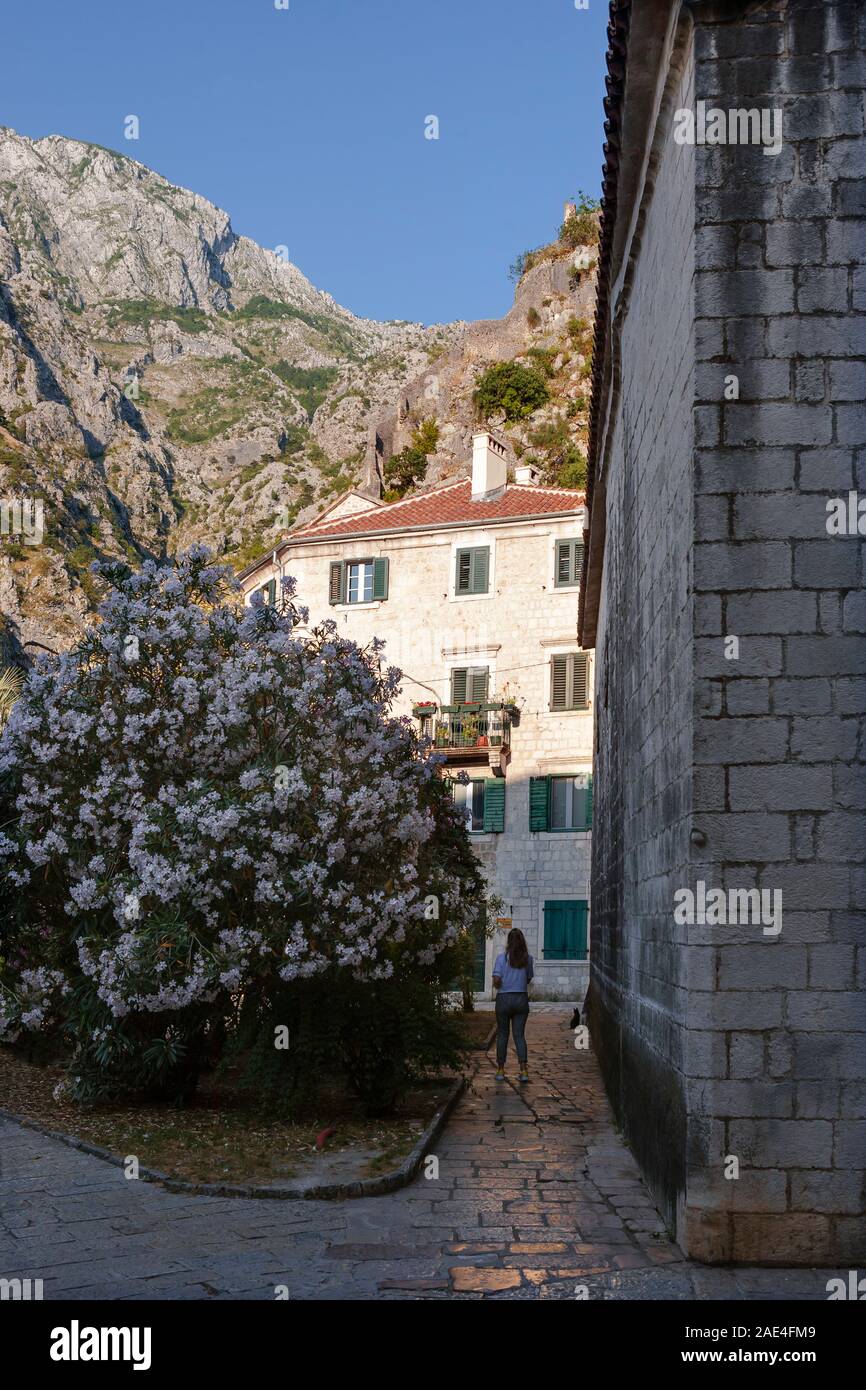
[0,1008,845,1301]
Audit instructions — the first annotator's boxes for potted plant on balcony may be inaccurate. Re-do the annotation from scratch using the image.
[460,713,479,747]
[412,701,437,718]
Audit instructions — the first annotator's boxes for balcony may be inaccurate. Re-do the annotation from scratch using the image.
[412,702,517,776]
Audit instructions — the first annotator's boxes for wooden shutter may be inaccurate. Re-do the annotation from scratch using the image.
[550,654,569,710]
[556,540,573,586]
[543,901,588,960]
[468,667,489,703]
[550,653,590,710]
[372,556,389,600]
[482,778,505,833]
[572,652,589,708]
[529,776,550,831]
[266,578,277,606]
[450,667,468,704]
[574,901,589,958]
[455,546,489,595]
[555,539,584,587]
[328,561,344,604]
[471,546,489,594]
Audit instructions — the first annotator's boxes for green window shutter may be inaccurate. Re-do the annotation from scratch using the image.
[543,902,565,959]
[372,556,389,600]
[328,561,344,604]
[555,539,584,587]
[575,900,588,958]
[550,655,569,710]
[529,776,550,831]
[573,652,589,709]
[468,666,489,703]
[455,546,489,594]
[543,900,588,960]
[551,653,590,710]
[471,546,489,594]
[266,578,277,606]
[556,540,573,586]
[585,774,593,828]
[451,667,468,704]
[482,778,505,833]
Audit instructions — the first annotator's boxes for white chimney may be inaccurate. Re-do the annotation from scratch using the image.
[515,460,541,485]
[471,431,508,500]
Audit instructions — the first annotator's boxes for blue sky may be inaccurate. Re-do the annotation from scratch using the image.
[4,0,609,325]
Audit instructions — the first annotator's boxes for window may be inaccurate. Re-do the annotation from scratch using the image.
[550,775,591,830]
[329,557,389,604]
[348,560,373,603]
[543,900,588,960]
[455,546,490,595]
[550,652,590,710]
[450,666,489,705]
[451,777,505,833]
[256,577,276,606]
[555,538,584,588]
[530,774,592,831]
[453,779,485,832]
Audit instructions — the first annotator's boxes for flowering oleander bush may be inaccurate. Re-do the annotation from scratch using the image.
[0,548,484,1105]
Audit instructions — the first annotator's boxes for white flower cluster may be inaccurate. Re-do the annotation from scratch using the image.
[0,549,478,1036]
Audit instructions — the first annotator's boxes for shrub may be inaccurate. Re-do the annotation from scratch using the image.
[383,419,439,499]
[559,191,602,249]
[473,361,549,423]
[271,363,339,419]
[526,306,541,329]
[0,550,484,1107]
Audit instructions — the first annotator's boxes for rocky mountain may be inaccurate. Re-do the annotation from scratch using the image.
[0,127,597,656]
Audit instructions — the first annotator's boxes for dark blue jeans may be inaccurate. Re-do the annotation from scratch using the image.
[495,991,529,1066]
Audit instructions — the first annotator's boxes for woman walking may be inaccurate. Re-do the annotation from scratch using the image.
[492,927,533,1083]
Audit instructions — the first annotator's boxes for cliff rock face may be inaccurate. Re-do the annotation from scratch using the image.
[361,232,598,498]
[0,128,596,655]
[0,127,455,653]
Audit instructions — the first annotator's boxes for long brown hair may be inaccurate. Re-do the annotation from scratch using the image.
[506,927,529,970]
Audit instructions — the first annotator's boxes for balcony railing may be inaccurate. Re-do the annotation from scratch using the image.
[413,702,517,773]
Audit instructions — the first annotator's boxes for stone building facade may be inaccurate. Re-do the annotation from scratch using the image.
[580,0,865,1264]
[240,433,594,999]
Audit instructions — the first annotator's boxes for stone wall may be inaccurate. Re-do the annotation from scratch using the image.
[586,0,865,1265]
[685,0,866,1264]
[588,28,697,1237]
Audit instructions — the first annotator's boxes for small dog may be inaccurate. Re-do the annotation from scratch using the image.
[569,1006,581,1030]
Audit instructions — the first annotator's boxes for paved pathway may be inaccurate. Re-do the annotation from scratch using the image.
[0,1008,841,1300]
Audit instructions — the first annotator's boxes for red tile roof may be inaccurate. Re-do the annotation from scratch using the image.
[291,480,585,542]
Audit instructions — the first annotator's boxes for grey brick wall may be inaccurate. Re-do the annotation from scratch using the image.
[688,0,866,1265]
[587,34,696,1234]
[589,0,865,1265]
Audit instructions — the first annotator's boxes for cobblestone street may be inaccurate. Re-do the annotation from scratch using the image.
[0,1007,843,1300]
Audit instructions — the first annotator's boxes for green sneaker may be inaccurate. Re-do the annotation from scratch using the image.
[495,1069,506,1081]
[518,1068,529,1083]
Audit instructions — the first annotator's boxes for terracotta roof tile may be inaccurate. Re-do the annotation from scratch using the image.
[291,480,585,541]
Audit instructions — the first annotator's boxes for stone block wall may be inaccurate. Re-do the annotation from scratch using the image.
[588,29,697,1236]
[685,0,866,1264]
[587,0,865,1264]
